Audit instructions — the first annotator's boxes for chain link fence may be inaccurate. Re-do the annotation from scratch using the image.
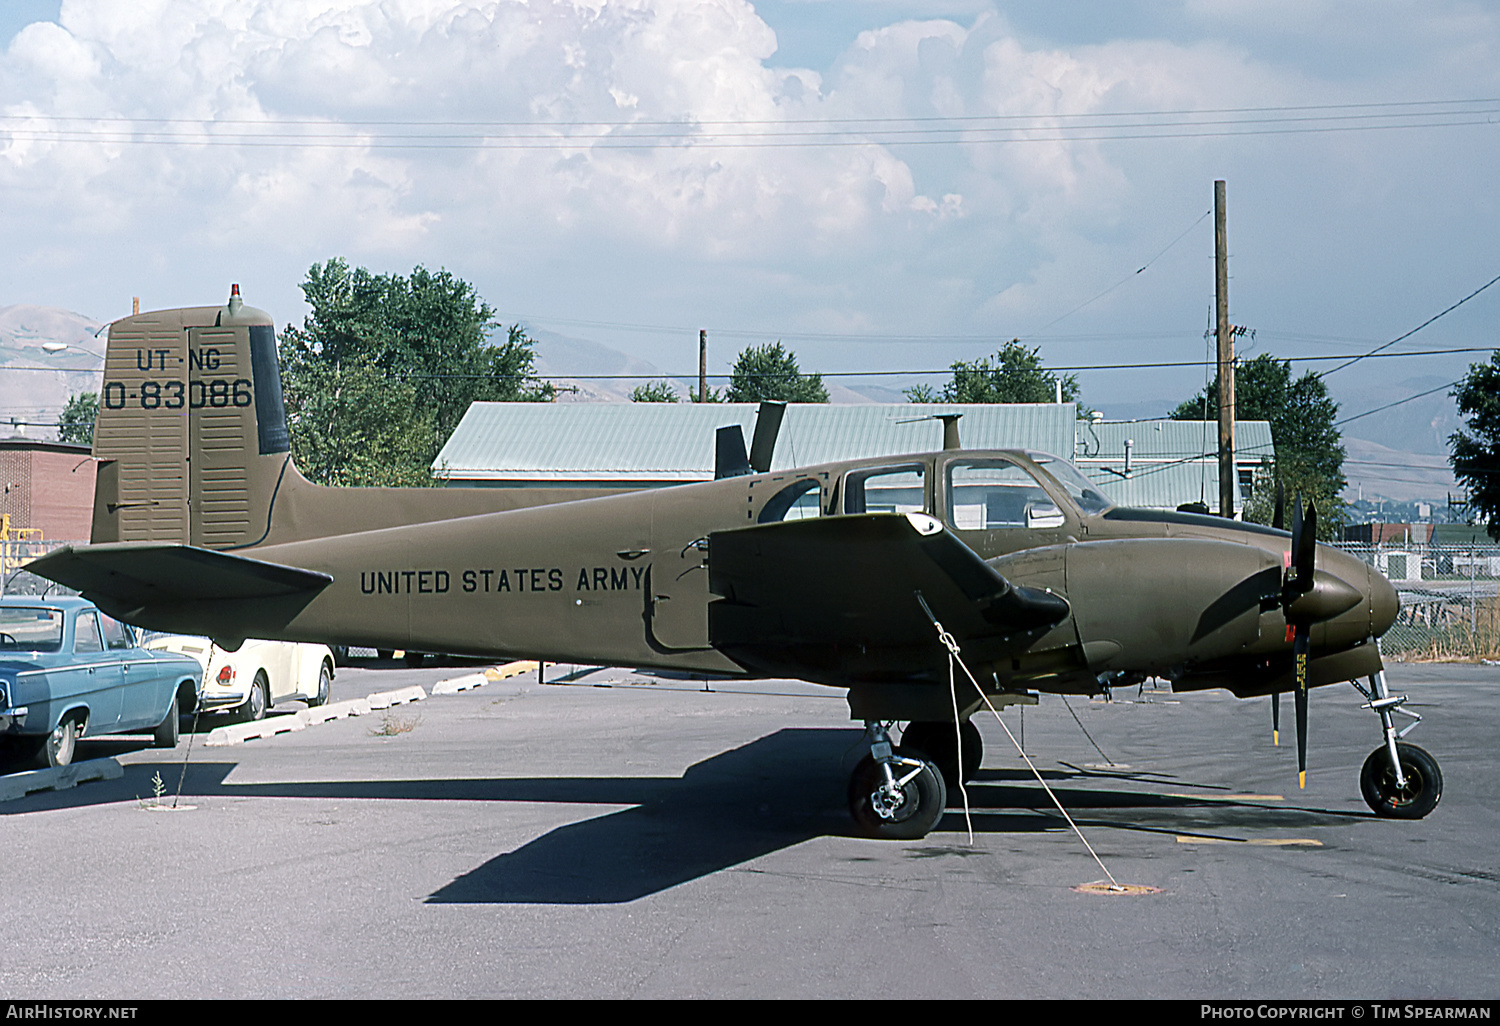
[1334,542,1500,660]
[0,538,79,595]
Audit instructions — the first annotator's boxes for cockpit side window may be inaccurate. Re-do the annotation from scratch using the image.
[946,459,1065,530]
[842,465,926,515]
[757,479,823,523]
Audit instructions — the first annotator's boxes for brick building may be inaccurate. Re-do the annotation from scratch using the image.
[0,438,96,543]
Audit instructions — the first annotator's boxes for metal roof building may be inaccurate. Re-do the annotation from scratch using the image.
[1074,419,1274,513]
[433,402,1276,514]
[434,403,1076,487]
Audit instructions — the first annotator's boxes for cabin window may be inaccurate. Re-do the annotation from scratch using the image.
[946,459,1064,530]
[758,479,823,523]
[843,465,926,515]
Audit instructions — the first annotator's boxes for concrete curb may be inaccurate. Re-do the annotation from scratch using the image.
[432,660,538,695]
[367,684,427,710]
[0,758,123,801]
[204,712,308,747]
[304,698,372,724]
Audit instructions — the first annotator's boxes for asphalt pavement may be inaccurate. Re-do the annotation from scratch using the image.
[2,657,1497,1000]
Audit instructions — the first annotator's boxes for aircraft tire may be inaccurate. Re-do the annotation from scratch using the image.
[900,720,982,790]
[848,753,948,840]
[1361,743,1442,819]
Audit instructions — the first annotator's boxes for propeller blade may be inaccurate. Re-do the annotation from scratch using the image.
[1290,494,1304,554]
[1294,625,1310,789]
[1298,501,1318,583]
[1272,481,1285,532]
[1282,495,1320,605]
[1272,691,1280,746]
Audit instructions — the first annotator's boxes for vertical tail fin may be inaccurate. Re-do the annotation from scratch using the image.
[91,286,291,550]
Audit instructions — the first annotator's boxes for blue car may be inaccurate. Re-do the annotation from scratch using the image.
[0,596,202,771]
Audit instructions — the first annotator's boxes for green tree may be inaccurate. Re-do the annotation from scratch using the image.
[630,381,681,402]
[1449,351,1500,540]
[58,392,98,446]
[281,357,438,488]
[278,259,553,486]
[907,339,1082,406]
[725,342,828,403]
[1171,353,1346,536]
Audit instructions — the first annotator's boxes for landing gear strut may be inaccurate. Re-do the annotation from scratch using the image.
[1351,670,1442,819]
[848,721,947,839]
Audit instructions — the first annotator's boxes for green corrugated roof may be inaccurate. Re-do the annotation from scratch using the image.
[434,403,1076,482]
[1077,419,1274,463]
[1074,419,1274,511]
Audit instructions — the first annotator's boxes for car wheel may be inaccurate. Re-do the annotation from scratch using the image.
[242,672,268,722]
[152,693,180,749]
[36,718,78,769]
[308,662,332,707]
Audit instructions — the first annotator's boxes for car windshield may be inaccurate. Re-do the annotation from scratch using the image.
[1026,452,1116,514]
[0,607,65,652]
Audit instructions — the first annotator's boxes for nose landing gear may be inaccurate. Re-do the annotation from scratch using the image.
[1351,670,1442,819]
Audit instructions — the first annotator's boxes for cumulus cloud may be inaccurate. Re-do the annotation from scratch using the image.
[0,0,1495,404]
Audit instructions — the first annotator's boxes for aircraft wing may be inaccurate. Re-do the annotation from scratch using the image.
[26,543,333,611]
[706,512,1069,684]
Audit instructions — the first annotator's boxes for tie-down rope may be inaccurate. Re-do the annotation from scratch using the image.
[919,598,1121,890]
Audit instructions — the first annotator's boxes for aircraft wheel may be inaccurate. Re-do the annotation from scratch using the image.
[900,720,982,790]
[848,753,947,840]
[1361,743,1442,819]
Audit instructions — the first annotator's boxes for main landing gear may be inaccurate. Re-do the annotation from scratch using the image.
[847,719,989,838]
[848,722,948,839]
[1351,669,1442,819]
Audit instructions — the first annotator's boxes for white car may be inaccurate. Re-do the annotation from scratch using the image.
[142,635,335,721]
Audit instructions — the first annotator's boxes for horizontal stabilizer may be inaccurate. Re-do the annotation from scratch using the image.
[706,512,1068,684]
[26,543,332,610]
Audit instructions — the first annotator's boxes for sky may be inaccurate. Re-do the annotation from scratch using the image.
[2,1,1497,494]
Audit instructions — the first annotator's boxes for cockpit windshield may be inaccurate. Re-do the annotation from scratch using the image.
[1026,452,1115,514]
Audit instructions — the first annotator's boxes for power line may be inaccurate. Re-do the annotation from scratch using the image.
[1317,273,1500,379]
[1336,380,1461,428]
[8,97,1496,130]
[4,101,1497,150]
[1021,209,1213,339]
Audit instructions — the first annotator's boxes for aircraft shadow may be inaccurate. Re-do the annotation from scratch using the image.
[7,727,1366,904]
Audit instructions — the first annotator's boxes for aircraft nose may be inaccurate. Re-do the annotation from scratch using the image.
[1370,563,1399,638]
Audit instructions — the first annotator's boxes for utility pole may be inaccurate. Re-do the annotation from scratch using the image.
[1215,180,1236,519]
[699,329,707,403]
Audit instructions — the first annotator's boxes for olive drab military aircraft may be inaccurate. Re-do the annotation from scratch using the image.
[31,288,1441,839]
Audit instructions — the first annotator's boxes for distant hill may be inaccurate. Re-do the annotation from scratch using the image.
[0,305,104,440]
[1342,436,1458,504]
